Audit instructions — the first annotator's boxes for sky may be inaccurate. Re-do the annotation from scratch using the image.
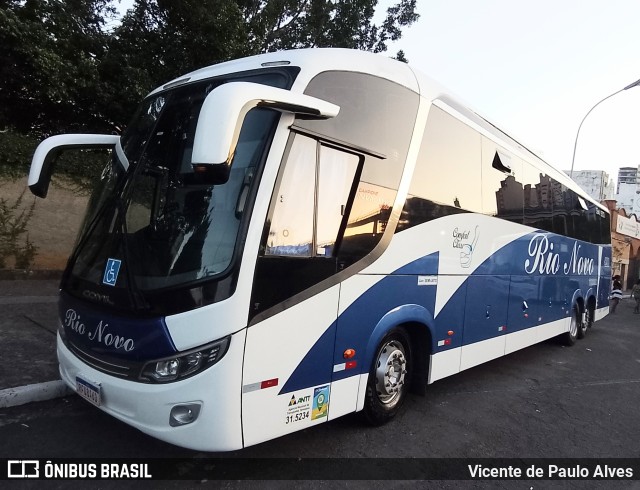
[379,0,640,183]
[112,0,640,183]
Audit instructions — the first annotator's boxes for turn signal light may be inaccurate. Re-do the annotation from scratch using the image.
[343,349,356,359]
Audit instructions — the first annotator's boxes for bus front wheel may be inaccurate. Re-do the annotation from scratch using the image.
[363,328,411,426]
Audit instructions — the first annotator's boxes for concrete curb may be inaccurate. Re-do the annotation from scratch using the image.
[0,380,73,408]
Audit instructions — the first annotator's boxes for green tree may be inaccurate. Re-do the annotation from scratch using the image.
[0,190,37,269]
[0,0,419,174]
[102,0,419,130]
[0,131,39,180]
[0,0,116,135]
[243,0,418,53]
[96,0,250,132]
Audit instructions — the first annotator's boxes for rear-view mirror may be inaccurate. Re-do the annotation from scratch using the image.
[28,134,121,198]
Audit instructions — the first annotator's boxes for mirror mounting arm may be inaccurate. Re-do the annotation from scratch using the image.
[28,134,121,198]
[191,82,339,183]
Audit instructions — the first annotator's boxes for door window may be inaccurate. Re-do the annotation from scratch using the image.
[265,135,360,258]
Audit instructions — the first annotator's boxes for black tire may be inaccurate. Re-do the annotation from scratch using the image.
[362,328,412,426]
[562,307,579,346]
[585,303,595,329]
[577,306,588,339]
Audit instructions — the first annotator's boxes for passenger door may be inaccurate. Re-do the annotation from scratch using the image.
[243,133,361,447]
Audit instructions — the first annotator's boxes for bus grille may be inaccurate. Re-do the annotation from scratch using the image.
[65,339,140,380]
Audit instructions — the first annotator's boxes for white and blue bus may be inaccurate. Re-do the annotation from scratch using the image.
[28,48,611,451]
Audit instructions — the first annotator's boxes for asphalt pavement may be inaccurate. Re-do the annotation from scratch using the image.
[0,278,72,408]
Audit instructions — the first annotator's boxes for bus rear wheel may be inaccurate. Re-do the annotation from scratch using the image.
[585,303,595,329]
[577,306,588,339]
[562,307,579,346]
[363,328,411,426]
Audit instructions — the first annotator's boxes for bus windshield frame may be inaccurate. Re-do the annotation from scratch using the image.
[63,69,297,314]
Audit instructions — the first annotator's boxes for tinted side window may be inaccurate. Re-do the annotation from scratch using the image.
[482,138,524,223]
[316,145,360,256]
[581,202,607,244]
[397,106,481,232]
[338,181,397,265]
[601,211,611,244]
[523,165,554,233]
[299,71,419,190]
[409,106,482,212]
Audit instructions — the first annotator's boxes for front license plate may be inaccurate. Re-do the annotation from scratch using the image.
[76,376,101,407]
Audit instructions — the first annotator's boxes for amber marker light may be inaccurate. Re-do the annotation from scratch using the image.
[447,330,454,336]
[343,349,356,359]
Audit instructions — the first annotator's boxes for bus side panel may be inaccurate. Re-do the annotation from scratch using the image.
[505,275,541,354]
[459,274,509,369]
[241,286,339,448]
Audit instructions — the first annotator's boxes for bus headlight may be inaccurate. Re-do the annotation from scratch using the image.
[140,336,230,383]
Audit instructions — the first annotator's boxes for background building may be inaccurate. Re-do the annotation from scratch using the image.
[612,166,640,214]
[617,166,639,193]
[615,182,640,215]
[563,170,614,202]
[602,201,640,289]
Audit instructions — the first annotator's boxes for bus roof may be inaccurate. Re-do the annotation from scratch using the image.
[150,48,607,214]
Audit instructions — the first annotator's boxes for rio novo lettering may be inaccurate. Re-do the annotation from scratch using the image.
[64,308,135,352]
[525,234,595,276]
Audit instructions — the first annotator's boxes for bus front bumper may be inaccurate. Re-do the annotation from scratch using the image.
[57,329,246,452]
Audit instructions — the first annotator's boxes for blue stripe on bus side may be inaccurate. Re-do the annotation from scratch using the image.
[279,324,337,394]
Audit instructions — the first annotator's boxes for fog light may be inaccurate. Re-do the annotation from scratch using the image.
[170,403,201,427]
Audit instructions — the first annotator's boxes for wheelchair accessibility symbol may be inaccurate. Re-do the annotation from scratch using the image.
[103,258,122,286]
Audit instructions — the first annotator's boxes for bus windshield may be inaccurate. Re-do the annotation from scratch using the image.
[68,73,284,298]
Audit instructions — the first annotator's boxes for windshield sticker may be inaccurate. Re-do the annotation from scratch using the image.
[311,385,330,420]
[103,258,122,287]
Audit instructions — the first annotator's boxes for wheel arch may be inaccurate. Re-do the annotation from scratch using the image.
[571,290,585,315]
[361,304,434,398]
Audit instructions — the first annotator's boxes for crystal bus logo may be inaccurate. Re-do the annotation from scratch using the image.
[102,258,122,287]
[7,460,39,478]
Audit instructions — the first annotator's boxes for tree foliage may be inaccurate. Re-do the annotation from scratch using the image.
[0,190,37,269]
[0,0,418,166]
[0,0,418,270]
[101,0,418,130]
[0,0,116,135]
